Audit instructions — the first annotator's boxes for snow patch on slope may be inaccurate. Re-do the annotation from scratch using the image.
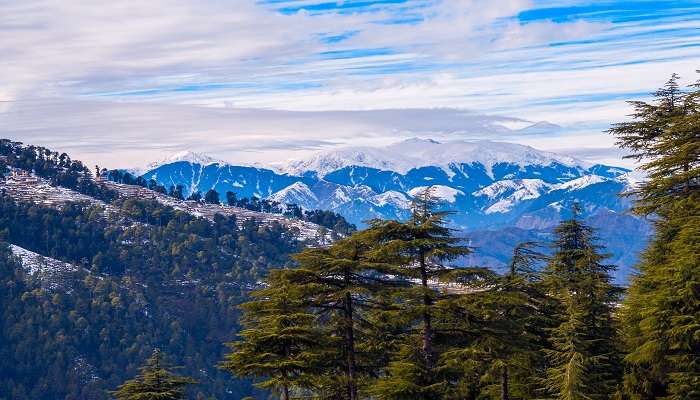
[370,191,410,208]
[10,244,79,290]
[473,179,551,200]
[408,185,464,203]
[555,175,606,191]
[268,182,318,205]
[475,179,552,214]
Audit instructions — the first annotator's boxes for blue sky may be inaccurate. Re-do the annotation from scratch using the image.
[0,0,698,168]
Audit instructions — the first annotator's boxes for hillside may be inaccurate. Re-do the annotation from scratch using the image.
[0,140,324,399]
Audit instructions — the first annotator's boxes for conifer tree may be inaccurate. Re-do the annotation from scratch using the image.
[286,228,400,400]
[541,207,622,400]
[430,242,547,400]
[368,187,474,399]
[611,73,700,399]
[221,270,322,400]
[204,189,220,205]
[489,242,549,400]
[608,73,699,214]
[111,349,196,400]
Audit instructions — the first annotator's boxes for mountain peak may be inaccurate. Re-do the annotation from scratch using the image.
[142,150,225,172]
[281,139,588,178]
[163,151,222,166]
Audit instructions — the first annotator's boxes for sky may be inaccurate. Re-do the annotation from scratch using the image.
[1,0,699,169]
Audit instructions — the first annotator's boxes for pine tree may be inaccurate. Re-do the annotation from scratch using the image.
[541,207,622,400]
[221,269,322,400]
[611,73,700,400]
[431,242,547,400]
[608,73,700,214]
[619,199,700,399]
[369,187,474,399]
[111,349,196,400]
[204,189,220,205]
[286,228,401,400]
[490,242,549,400]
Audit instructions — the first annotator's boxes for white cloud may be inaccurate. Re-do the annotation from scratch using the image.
[0,0,698,171]
[0,97,639,169]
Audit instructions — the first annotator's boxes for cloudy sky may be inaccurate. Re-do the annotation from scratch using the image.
[1,0,699,168]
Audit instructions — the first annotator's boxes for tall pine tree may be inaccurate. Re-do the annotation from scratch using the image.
[541,206,622,400]
[221,269,323,400]
[286,228,401,400]
[612,73,700,399]
[369,187,475,399]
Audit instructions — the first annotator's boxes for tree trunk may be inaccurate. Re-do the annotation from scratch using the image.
[420,253,433,369]
[501,365,509,400]
[344,270,358,400]
[282,354,290,400]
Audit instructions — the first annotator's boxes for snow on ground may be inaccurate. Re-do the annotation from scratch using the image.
[102,180,329,242]
[10,244,76,276]
[0,170,330,243]
[10,244,79,290]
[0,170,118,216]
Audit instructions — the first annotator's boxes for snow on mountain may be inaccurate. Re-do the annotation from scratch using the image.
[554,175,607,191]
[474,179,552,214]
[128,139,649,282]
[473,179,551,200]
[268,182,318,208]
[281,138,587,178]
[616,169,646,188]
[134,151,227,175]
[370,190,411,208]
[408,185,464,203]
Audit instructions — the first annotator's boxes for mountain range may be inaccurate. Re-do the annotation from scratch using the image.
[137,138,651,282]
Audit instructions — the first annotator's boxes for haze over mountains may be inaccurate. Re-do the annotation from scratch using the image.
[134,138,650,282]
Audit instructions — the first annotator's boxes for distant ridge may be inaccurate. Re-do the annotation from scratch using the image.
[134,138,650,282]
[279,138,586,178]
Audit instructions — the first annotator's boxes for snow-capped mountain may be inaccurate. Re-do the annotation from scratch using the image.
[133,138,650,282]
[281,138,584,179]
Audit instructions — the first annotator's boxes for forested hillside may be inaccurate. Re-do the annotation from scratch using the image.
[0,141,319,399]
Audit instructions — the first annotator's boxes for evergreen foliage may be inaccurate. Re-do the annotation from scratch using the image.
[608,73,700,214]
[111,349,196,400]
[105,170,355,235]
[611,73,700,400]
[0,191,301,399]
[204,189,220,205]
[221,270,322,400]
[0,139,117,202]
[286,228,402,399]
[541,206,622,400]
